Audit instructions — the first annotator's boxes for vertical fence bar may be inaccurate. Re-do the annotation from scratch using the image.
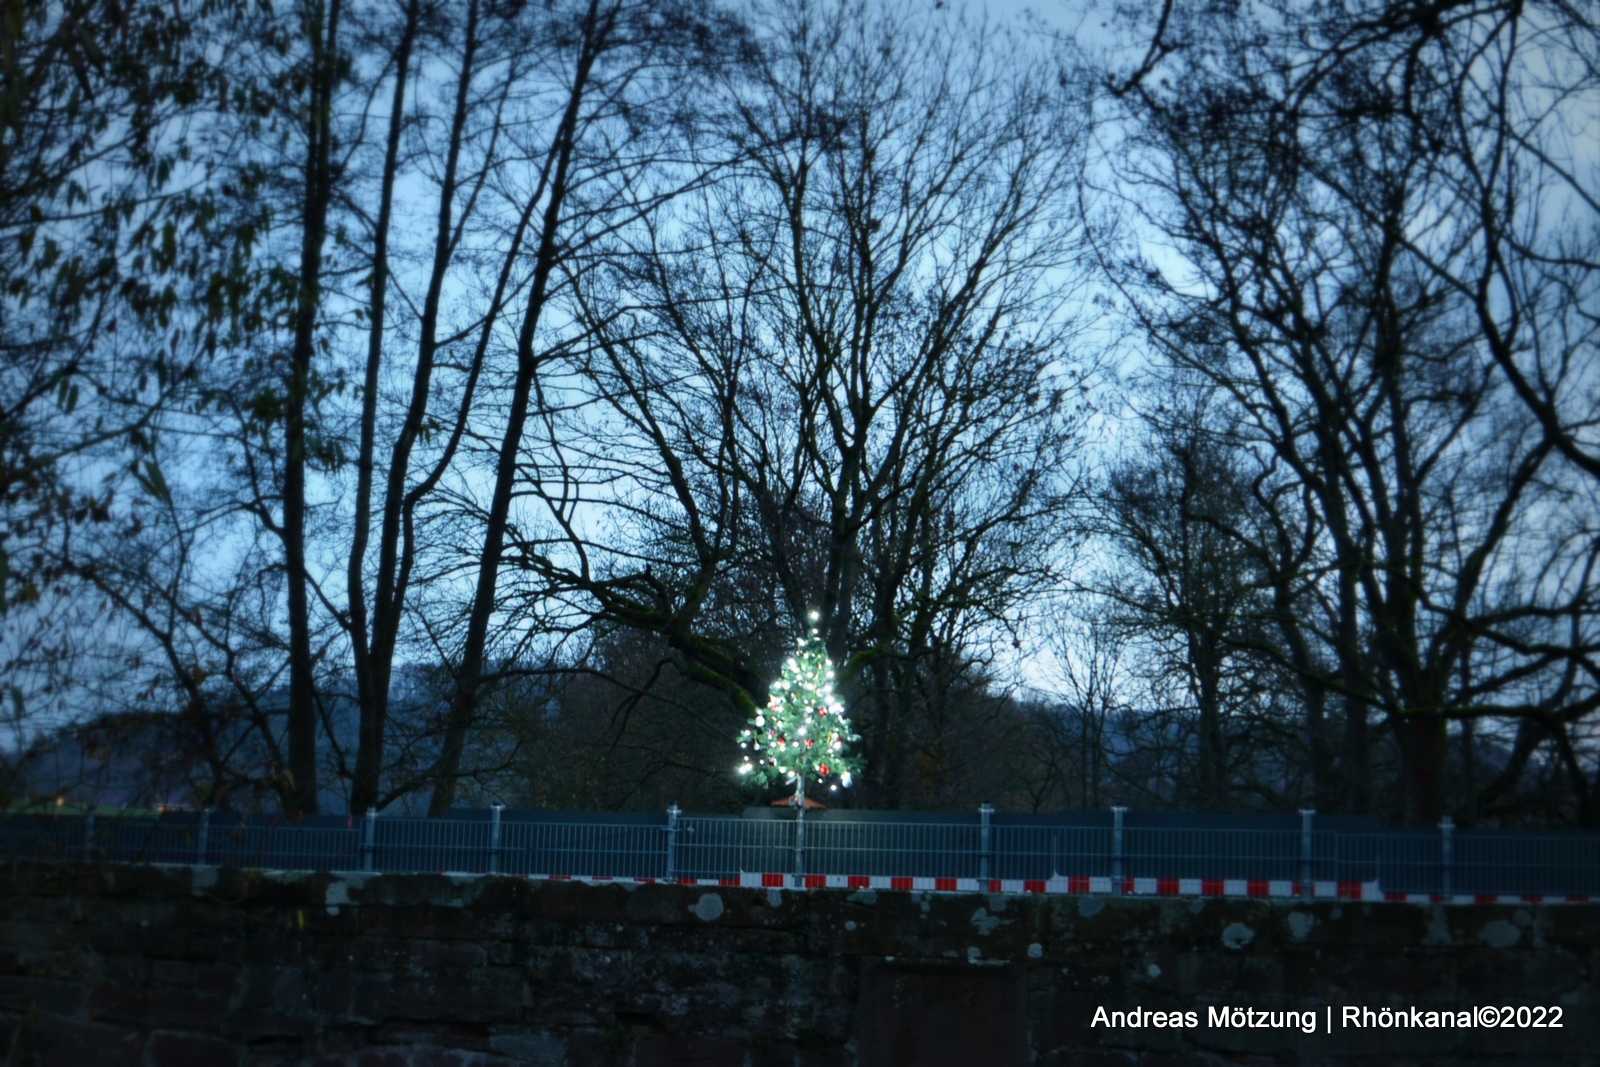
[1440,815,1454,898]
[1111,806,1126,895]
[793,803,806,886]
[1299,809,1315,899]
[488,804,503,875]
[197,808,211,866]
[81,807,96,863]
[362,807,377,872]
[665,805,680,882]
[979,803,993,883]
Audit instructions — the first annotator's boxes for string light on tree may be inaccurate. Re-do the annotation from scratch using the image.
[737,614,863,805]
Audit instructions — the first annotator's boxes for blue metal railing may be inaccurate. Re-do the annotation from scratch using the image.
[2,806,1595,899]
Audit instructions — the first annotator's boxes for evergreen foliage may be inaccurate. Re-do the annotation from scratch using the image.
[737,627,862,801]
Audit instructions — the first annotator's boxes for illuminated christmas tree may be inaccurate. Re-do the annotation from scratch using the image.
[737,622,862,805]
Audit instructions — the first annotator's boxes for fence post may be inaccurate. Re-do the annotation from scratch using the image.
[1111,806,1126,895]
[488,803,503,875]
[664,805,681,882]
[81,806,96,864]
[197,808,211,867]
[793,802,806,887]
[979,803,993,883]
[1439,815,1454,898]
[1299,809,1315,899]
[362,807,377,873]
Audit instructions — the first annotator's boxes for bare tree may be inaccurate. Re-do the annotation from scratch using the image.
[1103,0,1600,824]
[503,0,1101,807]
[1100,394,1274,808]
[342,0,544,815]
[422,0,746,815]
[1023,606,1132,811]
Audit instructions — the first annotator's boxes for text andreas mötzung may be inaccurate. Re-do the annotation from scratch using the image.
[1091,1005,1566,1034]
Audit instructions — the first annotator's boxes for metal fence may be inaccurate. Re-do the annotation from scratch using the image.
[2,805,1596,899]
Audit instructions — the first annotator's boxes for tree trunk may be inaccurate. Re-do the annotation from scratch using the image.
[1192,630,1226,809]
[282,0,343,817]
[348,0,421,817]
[1333,536,1369,814]
[1394,714,1446,826]
[426,0,609,816]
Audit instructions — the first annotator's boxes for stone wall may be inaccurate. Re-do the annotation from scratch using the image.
[0,863,1594,1066]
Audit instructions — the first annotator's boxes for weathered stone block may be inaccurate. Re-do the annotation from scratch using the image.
[245,1037,313,1066]
[226,1009,319,1040]
[488,1031,566,1064]
[353,1049,410,1067]
[0,975,87,1016]
[148,1029,241,1066]
[385,969,527,1024]
[361,904,500,942]
[634,1034,746,1067]
[564,1028,633,1067]
[30,1017,145,1067]
[314,968,394,1021]
[858,960,1029,1067]
[238,965,313,1012]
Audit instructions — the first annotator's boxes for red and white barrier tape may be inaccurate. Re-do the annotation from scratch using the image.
[497,871,1591,904]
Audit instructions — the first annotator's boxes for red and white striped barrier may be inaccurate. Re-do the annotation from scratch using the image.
[503,871,1591,904]
[532,874,740,887]
[734,872,1312,897]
